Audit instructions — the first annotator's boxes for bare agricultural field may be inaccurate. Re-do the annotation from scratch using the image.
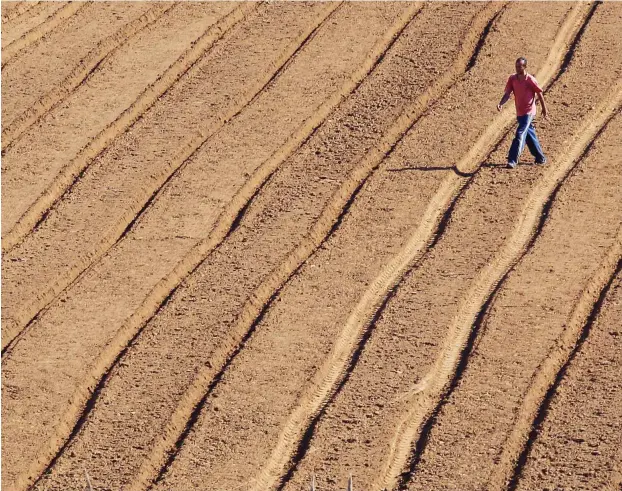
[1,2,621,490]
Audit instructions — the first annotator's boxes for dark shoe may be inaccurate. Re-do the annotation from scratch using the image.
[535,157,547,165]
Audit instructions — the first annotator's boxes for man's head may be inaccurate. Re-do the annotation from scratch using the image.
[515,57,527,76]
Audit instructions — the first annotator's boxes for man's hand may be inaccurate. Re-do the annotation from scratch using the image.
[537,91,548,119]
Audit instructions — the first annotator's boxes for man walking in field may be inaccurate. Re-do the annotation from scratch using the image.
[497,57,548,169]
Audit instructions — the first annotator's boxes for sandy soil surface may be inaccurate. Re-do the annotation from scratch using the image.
[2,2,621,491]
[513,116,622,491]
[1,1,67,50]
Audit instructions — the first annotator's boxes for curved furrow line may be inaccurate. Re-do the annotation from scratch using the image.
[1,1,86,68]
[117,6,426,490]
[363,4,596,488]
[115,1,346,241]
[226,5,513,490]
[0,2,254,256]
[378,79,622,491]
[0,4,257,354]
[489,230,622,489]
[504,241,622,491]
[7,6,342,491]
[0,1,62,46]
[2,2,338,356]
[1,1,40,26]
[1,2,176,151]
[547,0,600,91]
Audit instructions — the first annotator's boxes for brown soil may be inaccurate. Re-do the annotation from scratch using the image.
[2,2,621,491]
[2,3,151,123]
[514,117,622,491]
[1,1,67,50]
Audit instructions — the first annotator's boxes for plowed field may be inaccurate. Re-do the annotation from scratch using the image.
[2,2,621,491]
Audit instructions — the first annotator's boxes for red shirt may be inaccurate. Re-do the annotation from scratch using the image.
[505,73,543,116]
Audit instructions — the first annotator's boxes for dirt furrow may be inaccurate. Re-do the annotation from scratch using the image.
[0,2,260,350]
[22,4,427,489]
[486,120,622,491]
[1,1,240,251]
[274,3,590,490]
[1,1,87,67]
[382,6,622,489]
[1,1,40,26]
[0,0,66,49]
[1,2,175,150]
[503,230,622,490]
[105,4,509,489]
[2,4,404,490]
[405,105,622,491]
[1,1,155,139]
[10,4,484,491]
[515,262,622,491]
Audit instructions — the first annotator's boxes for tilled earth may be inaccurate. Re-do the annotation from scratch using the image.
[2,2,621,491]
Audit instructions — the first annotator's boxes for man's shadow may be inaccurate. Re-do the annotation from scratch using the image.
[386,161,540,177]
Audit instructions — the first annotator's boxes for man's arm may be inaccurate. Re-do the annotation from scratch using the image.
[497,92,511,112]
[529,76,548,119]
[537,91,548,118]
[498,77,513,111]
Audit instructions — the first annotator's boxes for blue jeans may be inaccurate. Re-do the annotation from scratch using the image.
[508,114,546,164]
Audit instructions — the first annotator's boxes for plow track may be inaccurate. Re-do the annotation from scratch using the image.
[1,2,149,127]
[1,1,86,67]
[1,2,174,151]
[3,3,621,491]
[1,1,246,351]
[22,2,488,488]
[2,1,41,27]
[4,3,427,490]
[0,1,67,53]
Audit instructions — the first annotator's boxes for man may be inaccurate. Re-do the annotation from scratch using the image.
[497,57,548,169]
